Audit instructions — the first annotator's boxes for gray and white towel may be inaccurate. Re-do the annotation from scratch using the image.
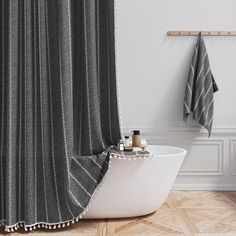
[183,33,219,136]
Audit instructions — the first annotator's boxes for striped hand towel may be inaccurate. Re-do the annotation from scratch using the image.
[183,33,219,136]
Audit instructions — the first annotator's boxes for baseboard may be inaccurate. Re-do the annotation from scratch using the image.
[172,184,236,191]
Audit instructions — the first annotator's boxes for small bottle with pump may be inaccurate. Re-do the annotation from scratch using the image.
[118,139,124,151]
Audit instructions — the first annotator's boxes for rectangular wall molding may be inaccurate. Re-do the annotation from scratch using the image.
[123,126,236,190]
[230,138,236,176]
[123,126,236,136]
[178,139,224,176]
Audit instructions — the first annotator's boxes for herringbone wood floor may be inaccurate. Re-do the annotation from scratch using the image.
[1,191,236,236]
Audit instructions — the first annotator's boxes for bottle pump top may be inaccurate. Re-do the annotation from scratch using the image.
[133,130,140,135]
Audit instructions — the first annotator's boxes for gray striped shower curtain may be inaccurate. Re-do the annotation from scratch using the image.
[0,0,121,232]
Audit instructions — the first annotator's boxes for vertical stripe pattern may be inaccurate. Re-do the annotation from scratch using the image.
[0,0,121,231]
[183,33,219,136]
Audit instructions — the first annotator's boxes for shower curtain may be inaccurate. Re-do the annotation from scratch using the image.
[0,0,121,232]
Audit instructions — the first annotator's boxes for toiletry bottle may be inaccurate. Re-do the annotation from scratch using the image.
[124,136,130,147]
[118,139,124,151]
[124,136,133,151]
[132,130,141,147]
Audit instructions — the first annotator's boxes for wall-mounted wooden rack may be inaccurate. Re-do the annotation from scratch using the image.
[167,31,236,36]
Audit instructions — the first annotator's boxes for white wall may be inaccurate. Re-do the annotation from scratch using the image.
[116,0,236,190]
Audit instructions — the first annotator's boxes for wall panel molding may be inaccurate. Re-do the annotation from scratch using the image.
[178,139,224,176]
[123,126,236,136]
[123,126,236,190]
[230,138,236,176]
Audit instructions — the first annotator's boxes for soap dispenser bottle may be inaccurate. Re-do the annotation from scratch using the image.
[118,139,124,151]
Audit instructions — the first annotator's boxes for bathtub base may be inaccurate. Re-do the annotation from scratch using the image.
[84,145,186,219]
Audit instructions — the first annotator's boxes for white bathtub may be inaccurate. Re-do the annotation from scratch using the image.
[84,145,186,219]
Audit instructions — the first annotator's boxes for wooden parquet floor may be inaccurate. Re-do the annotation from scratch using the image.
[1,191,236,236]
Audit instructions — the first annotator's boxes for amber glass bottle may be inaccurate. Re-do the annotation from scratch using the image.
[132,130,141,147]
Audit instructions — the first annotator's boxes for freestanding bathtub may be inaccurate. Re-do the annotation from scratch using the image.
[84,145,187,219]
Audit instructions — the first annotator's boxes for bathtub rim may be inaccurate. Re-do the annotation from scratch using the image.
[146,145,187,157]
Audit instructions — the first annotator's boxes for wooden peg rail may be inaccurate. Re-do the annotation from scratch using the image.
[167,31,236,36]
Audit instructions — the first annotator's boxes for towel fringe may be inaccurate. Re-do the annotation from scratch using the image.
[1,149,114,233]
[2,213,96,232]
[110,152,154,160]
[0,151,154,233]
